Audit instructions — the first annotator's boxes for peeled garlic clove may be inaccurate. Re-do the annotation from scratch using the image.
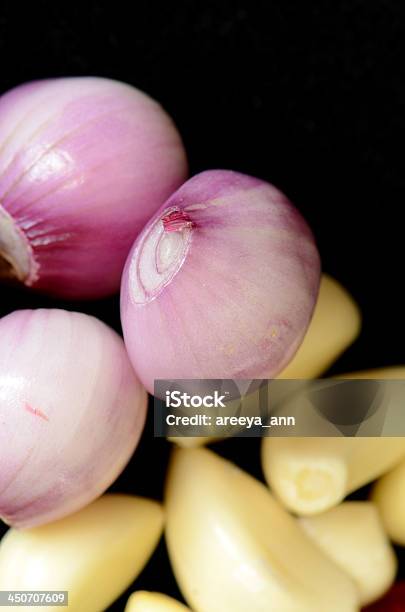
[278,274,361,379]
[262,437,349,515]
[165,448,358,612]
[371,458,405,546]
[0,494,164,612]
[300,502,397,605]
[170,274,361,449]
[262,367,405,516]
[262,436,405,516]
[167,435,211,448]
[340,366,405,379]
[0,309,147,528]
[125,591,190,611]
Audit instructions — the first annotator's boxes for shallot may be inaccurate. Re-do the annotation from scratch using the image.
[0,309,147,527]
[121,170,320,392]
[0,77,187,298]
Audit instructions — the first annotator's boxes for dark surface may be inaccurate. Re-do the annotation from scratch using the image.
[0,1,405,610]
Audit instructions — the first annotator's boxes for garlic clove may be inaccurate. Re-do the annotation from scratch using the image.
[167,436,211,448]
[165,448,359,612]
[277,274,361,379]
[0,494,164,612]
[170,274,361,449]
[340,366,405,379]
[371,457,405,546]
[300,501,397,605]
[262,436,405,517]
[262,367,405,516]
[125,591,190,611]
[262,437,349,515]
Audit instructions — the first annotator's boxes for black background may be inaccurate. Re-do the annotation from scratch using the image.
[0,1,404,609]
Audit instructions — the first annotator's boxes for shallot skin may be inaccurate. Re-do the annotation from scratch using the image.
[0,309,147,528]
[121,170,321,393]
[0,77,188,298]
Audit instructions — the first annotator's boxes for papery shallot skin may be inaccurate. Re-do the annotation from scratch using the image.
[0,77,188,298]
[121,170,321,393]
[0,309,147,528]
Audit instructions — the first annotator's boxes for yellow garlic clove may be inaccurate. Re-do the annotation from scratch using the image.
[340,366,405,379]
[165,448,359,612]
[299,502,397,605]
[125,591,190,611]
[261,437,405,516]
[278,274,361,379]
[167,436,210,448]
[170,274,361,449]
[371,458,405,546]
[0,494,164,612]
[262,367,405,516]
